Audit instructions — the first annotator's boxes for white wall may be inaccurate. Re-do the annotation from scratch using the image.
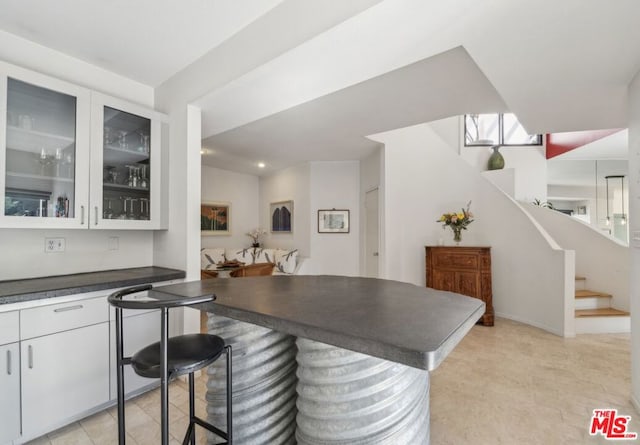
[0,38,156,281]
[259,163,311,257]
[527,204,629,311]
[548,184,598,225]
[461,145,547,202]
[0,229,153,281]
[371,122,574,336]
[201,166,259,249]
[307,161,360,275]
[628,70,640,413]
[428,116,548,202]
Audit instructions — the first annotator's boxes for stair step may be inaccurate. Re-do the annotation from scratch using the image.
[575,290,611,299]
[575,308,630,317]
[575,276,586,281]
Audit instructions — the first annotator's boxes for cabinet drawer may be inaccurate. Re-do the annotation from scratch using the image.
[21,297,108,339]
[433,253,478,270]
[0,311,19,345]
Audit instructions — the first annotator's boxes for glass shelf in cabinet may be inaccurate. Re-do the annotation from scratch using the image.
[6,125,75,153]
[103,145,149,164]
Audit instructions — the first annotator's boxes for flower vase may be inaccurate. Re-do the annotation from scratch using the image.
[252,243,260,248]
[487,145,505,170]
[452,227,462,245]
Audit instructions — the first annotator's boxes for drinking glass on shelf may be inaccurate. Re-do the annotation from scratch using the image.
[104,126,113,146]
[103,199,114,219]
[140,198,149,220]
[125,165,136,187]
[139,165,148,189]
[118,131,128,150]
[134,167,141,188]
[140,134,150,153]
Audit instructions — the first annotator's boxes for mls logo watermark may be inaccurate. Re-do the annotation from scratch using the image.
[590,409,638,440]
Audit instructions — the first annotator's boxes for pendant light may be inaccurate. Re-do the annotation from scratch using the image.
[621,176,627,225]
[605,175,610,225]
[605,175,626,226]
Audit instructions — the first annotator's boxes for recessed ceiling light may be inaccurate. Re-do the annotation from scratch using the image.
[257,162,266,168]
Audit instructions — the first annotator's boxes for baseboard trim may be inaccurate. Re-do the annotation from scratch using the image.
[494,311,568,337]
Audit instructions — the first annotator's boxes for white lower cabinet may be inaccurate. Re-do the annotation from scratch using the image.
[109,309,160,399]
[0,342,20,445]
[0,279,182,443]
[21,322,110,438]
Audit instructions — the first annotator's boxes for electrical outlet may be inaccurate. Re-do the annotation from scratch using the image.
[108,236,119,251]
[45,237,65,253]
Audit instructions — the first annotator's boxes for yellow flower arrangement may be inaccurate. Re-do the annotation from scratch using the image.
[437,201,474,243]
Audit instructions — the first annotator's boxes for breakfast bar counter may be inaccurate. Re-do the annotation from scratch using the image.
[152,275,484,444]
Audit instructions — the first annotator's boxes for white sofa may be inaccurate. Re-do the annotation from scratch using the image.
[200,247,303,275]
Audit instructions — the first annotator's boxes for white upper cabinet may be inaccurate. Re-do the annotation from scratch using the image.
[89,93,164,230]
[0,63,91,228]
[0,62,166,230]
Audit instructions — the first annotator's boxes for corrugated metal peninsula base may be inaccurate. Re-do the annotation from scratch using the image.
[206,313,298,444]
[206,313,430,444]
[295,338,430,445]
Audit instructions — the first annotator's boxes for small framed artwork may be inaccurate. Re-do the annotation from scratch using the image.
[270,200,293,233]
[201,202,231,235]
[318,209,350,233]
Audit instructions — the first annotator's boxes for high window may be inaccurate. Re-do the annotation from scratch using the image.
[464,113,542,146]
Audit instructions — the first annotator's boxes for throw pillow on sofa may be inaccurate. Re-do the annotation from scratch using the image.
[274,249,298,274]
[225,248,255,264]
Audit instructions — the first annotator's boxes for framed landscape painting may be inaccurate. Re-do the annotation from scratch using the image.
[201,202,230,235]
[270,200,293,233]
[318,209,350,233]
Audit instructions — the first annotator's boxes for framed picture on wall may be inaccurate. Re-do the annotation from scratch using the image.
[318,209,350,233]
[201,202,231,235]
[270,200,293,233]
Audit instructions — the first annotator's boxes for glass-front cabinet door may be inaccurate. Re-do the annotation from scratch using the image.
[89,93,163,229]
[0,65,90,228]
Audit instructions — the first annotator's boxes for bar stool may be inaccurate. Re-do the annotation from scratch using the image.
[108,284,232,445]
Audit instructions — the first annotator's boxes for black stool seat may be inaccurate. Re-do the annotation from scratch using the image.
[132,333,225,379]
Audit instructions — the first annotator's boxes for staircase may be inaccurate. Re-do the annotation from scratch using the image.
[574,276,630,334]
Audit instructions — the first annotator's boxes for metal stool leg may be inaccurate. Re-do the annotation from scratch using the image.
[226,345,233,444]
[160,307,169,445]
[189,373,196,445]
[115,307,126,445]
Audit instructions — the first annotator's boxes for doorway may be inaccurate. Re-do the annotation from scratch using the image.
[365,188,379,278]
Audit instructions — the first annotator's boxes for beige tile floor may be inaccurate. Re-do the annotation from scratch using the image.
[431,318,637,444]
[27,318,637,444]
[26,377,210,445]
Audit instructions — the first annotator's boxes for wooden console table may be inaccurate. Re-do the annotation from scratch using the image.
[425,246,494,326]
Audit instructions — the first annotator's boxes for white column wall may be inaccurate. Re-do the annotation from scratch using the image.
[307,161,360,276]
[259,163,311,257]
[371,122,573,336]
[628,71,640,412]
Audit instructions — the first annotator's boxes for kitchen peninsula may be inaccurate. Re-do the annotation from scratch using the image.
[152,275,484,444]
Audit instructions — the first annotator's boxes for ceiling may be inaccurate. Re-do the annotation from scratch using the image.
[1,0,640,175]
[0,0,285,87]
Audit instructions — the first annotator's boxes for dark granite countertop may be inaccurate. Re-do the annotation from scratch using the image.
[0,267,185,305]
[152,275,484,371]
